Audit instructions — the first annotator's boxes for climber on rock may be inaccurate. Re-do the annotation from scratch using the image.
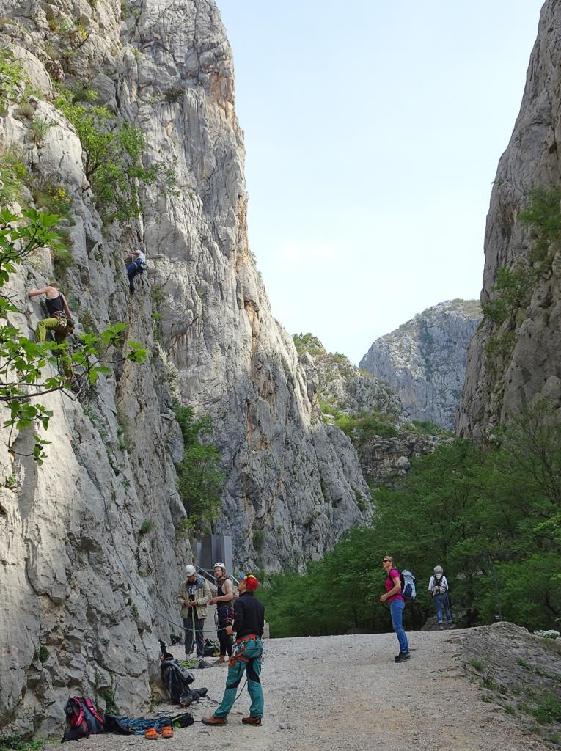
[125,245,147,294]
[28,282,74,342]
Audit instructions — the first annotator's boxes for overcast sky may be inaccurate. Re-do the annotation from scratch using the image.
[215,0,544,364]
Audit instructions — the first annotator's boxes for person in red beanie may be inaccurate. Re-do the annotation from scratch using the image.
[202,574,265,726]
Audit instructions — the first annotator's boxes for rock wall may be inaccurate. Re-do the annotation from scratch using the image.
[360,300,481,430]
[295,335,443,489]
[0,0,368,734]
[458,0,561,437]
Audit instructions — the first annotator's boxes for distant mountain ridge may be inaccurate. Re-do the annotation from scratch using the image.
[360,300,482,429]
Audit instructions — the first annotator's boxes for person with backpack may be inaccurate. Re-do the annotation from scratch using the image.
[380,555,410,662]
[177,565,211,661]
[208,562,234,664]
[125,246,146,293]
[202,574,265,727]
[428,564,454,629]
[28,282,74,342]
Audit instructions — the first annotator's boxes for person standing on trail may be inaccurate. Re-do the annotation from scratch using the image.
[28,282,74,342]
[380,555,410,662]
[428,565,454,629]
[177,565,211,661]
[208,562,235,664]
[202,574,265,727]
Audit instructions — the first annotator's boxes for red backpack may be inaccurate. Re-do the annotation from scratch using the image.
[62,697,104,742]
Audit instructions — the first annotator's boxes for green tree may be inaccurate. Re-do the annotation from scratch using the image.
[0,208,146,461]
[174,404,224,534]
[55,89,158,222]
[263,407,561,637]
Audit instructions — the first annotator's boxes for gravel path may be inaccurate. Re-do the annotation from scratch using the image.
[47,630,550,751]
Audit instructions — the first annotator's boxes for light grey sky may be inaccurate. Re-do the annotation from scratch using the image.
[216,1,544,364]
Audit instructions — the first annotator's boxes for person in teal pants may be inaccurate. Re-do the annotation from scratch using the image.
[203,574,265,726]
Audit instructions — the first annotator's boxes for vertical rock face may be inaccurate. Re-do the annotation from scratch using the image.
[458,0,561,437]
[0,0,368,734]
[360,300,481,429]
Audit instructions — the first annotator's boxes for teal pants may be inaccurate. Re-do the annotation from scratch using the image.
[214,638,264,718]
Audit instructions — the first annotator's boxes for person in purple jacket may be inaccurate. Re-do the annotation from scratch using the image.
[380,555,410,662]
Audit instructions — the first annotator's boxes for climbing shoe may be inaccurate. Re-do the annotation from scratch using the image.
[202,716,227,726]
[161,726,174,739]
[394,652,410,663]
[242,716,262,726]
[144,728,160,740]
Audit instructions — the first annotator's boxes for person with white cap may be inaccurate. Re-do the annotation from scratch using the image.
[177,564,211,660]
[428,565,454,629]
[208,562,235,664]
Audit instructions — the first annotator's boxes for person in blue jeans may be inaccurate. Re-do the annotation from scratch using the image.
[380,555,410,663]
[203,574,265,726]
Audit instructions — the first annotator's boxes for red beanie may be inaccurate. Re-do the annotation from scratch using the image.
[243,574,260,591]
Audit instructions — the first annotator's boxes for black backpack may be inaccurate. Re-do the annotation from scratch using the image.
[160,655,195,705]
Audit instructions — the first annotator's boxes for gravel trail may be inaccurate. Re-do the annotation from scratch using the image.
[48,630,549,751]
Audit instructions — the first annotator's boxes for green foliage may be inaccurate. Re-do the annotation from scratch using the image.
[55,88,157,222]
[482,265,533,325]
[520,187,561,265]
[174,404,224,534]
[0,208,147,461]
[29,117,53,145]
[139,519,154,536]
[409,419,447,436]
[0,48,28,113]
[0,146,29,204]
[531,692,561,725]
[253,528,264,552]
[293,332,325,357]
[38,645,49,663]
[263,405,561,637]
[0,737,44,751]
[335,411,398,441]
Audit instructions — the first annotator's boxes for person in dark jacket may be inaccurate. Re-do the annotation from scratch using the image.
[202,574,265,727]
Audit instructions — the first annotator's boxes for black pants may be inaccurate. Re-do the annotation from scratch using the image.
[217,607,233,657]
[183,615,205,657]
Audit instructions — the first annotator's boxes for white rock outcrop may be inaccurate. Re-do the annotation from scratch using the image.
[360,300,481,429]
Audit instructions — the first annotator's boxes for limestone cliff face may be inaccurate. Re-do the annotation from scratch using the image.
[0,0,367,734]
[458,0,561,437]
[360,300,481,430]
[295,335,443,489]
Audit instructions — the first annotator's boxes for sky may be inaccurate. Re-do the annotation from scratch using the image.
[215,0,544,364]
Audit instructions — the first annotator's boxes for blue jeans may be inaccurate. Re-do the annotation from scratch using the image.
[434,593,453,624]
[389,599,409,654]
[214,638,264,718]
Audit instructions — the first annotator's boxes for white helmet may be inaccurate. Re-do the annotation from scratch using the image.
[434,565,443,574]
[185,564,196,576]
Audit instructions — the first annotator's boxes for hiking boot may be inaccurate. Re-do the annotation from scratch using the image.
[202,716,227,726]
[198,658,211,669]
[242,716,262,726]
[394,652,410,663]
[144,728,160,740]
[161,726,173,739]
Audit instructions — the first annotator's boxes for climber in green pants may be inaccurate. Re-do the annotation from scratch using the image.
[202,574,265,726]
